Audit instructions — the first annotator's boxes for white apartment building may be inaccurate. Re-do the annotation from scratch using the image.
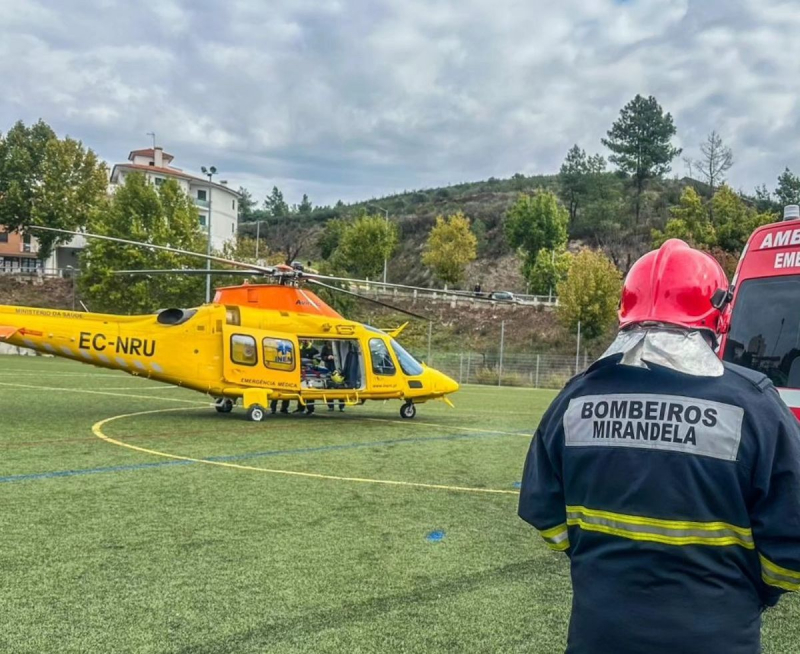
[40,146,240,273]
[110,147,240,250]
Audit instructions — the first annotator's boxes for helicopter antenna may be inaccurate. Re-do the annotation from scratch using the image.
[307,279,429,321]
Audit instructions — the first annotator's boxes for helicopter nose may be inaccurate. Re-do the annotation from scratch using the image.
[433,370,460,395]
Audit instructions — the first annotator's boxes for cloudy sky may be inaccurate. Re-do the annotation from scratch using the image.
[1,0,799,207]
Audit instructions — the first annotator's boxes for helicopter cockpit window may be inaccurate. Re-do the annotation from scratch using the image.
[369,338,396,376]
[230,334,257,366]
[390,339,423,376]
[263,338,295,372]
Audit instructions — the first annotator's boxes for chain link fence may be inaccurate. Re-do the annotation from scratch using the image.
[426,351,590,389]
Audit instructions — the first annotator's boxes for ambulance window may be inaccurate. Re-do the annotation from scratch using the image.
[263,338,295,372]
[369,339,396,376]
[230,334,257,366]
[723,276,800,388]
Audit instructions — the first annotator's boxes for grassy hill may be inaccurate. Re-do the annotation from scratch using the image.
[240,172,708,293]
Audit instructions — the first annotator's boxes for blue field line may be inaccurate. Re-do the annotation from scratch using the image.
[0,429,526,485]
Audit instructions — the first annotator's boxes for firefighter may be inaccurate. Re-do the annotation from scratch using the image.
[518,239,800,654]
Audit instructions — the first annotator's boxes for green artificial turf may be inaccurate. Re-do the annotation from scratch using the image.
[0,356,797,653]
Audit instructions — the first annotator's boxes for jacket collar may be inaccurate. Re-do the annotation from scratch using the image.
[594,327,724,378]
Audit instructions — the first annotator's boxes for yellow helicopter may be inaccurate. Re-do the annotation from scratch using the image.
[0,228,459,421]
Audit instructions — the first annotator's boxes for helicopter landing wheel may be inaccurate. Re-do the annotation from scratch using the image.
[400,402,416,419]
[215,398,234,413]
[246,404,267,422]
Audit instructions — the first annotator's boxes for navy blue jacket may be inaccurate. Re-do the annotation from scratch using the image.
[519,356,800,654]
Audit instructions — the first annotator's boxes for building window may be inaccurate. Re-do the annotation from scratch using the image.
[231,224,234,234]
[230,334,257,366]
[369,338,396,376]
[232,200,236,210]
[154,177,164,186]
[263,338,295,371]
[197,189,207,201]
[0,231,8,243]
[198,213,206,227]
[149,161,155,166]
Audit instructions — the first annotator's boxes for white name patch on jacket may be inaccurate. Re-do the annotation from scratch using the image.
[563,394,744,461]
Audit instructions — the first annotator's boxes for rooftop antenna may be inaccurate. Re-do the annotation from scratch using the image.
[146,132,156,149]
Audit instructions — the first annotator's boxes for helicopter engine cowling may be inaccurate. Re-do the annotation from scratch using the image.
[156,308,197,326]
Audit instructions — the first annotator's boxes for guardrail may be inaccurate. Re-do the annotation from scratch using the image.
[349,280,558,307]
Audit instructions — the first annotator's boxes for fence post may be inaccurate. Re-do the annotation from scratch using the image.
[498,320,505,387]
[459,353,464,383]
[535,354,540,388]
[466,353,471,384]
[427,321,433,364]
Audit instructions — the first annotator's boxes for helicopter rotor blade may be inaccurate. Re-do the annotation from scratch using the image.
[307,279,430,321]
[27,226,275,275]
[110,269,258,276]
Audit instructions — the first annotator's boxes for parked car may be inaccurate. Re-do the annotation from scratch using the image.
[489,291,516,302]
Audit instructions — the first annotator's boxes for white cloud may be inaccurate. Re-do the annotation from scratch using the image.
[1,0,798,205]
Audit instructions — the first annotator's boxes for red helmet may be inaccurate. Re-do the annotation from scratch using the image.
[619,239,729,334]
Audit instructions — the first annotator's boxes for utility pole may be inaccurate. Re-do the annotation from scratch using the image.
[255,220,262,259]
[371,204,390,284]
[201,165,217,303]
[575,321,582,375]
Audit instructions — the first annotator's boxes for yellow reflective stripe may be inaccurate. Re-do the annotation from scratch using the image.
[566,505,753,536]
[760,554,800,591]
[539,523,570,551]
[566,506,754,549]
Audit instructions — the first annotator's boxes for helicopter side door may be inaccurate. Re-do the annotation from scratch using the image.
[365,336,403,396]
[223,326,300,392]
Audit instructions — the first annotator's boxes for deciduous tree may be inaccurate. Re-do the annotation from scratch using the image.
[421,211,478,286]
[79,174,206,314]
[712,186,773,252]
[526,247,572,296]
[695,131,733,196]
[504,191,568,275]
[318,218,347,260]
[336,214,398,279]
[0,119,108,260]
[557,249,622,340]
[652,187,716,249]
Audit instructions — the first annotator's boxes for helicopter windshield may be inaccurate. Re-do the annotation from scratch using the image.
[390,338,424,376]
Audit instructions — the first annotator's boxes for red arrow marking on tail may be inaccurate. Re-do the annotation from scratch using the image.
[18,328,43,337]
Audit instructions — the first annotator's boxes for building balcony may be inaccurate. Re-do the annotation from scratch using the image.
[195,198,209,208]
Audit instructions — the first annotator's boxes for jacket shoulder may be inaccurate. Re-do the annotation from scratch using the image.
[723,361,774,393]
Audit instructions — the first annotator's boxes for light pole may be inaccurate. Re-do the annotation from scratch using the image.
[201,165,217,302]
[255,220,266,259]
[371,204,389,284]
